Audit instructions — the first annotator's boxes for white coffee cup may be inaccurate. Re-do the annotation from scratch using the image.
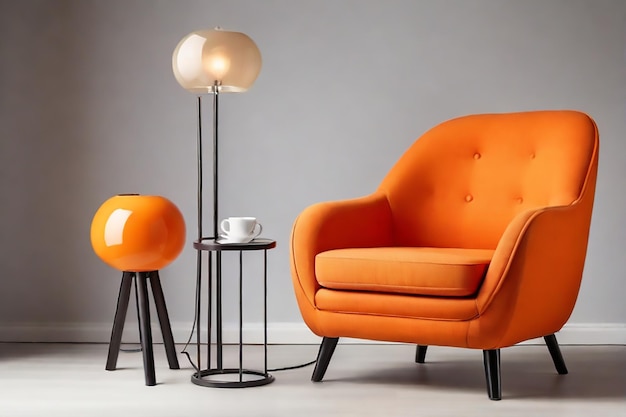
[219,217,262,243]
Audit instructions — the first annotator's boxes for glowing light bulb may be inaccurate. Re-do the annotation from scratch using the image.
[204,53,231,81]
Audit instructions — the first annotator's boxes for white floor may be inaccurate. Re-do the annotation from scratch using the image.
[0,343,624,417]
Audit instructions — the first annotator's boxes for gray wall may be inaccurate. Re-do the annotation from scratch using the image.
[1,0,624,343]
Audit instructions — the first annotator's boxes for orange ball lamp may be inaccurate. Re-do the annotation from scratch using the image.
[90,194,186,386]
[91,194,186,272]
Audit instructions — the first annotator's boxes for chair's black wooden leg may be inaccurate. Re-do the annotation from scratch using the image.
[415,345,428,363]
[483,349,501,401]
[312,337,339,382]
[544,334,568,375]
[149,271,180,370]
[137,272,156,386]
[106,272,134,371]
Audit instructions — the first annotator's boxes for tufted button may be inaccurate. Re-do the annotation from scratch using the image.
[473,152,481,160]
[530,152,536,159]
[465,194,473,202]
[516,197,524,204]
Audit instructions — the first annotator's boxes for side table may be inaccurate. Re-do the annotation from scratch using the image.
[191,237,277,388]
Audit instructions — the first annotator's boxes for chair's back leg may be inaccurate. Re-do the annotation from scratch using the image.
[415,345,428,363]
[483,349,502,401]
[544,334,568,374]
[312,337,339,382]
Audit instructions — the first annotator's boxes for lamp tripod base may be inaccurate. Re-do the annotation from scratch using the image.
[105,270,180,386]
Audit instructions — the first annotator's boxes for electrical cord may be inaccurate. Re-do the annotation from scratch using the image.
[176,262,318,373]
[180,279,201,372]
[268,359,316,372]
[179,319,317,372]
[115,293,318,371]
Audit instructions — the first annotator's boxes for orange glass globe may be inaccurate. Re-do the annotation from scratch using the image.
[90,194,186,272]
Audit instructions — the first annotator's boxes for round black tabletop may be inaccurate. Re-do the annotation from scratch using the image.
[193,237,276,251]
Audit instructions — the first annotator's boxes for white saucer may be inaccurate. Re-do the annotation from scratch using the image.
[216,235,255,244]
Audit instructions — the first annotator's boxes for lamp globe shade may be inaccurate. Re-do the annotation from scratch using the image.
[90,194,186,272]
[172,28,262,93]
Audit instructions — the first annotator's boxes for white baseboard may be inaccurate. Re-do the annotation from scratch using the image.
[519,323,626,345]
[0,322,321,345]
[0,322,624,345]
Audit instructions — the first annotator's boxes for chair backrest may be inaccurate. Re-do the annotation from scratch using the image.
[378,110,599,249]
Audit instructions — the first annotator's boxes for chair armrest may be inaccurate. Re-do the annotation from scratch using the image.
[290,192,393,308]
[473,198,593,346]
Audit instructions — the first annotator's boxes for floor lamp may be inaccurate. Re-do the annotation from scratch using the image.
[171,28,262,377]
[172,27,262,241]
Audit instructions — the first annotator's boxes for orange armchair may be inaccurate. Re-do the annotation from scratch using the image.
[290,110,598,400]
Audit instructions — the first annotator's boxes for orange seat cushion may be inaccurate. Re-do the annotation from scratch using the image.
[315,247,494,297]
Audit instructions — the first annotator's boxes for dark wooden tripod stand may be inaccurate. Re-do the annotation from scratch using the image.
[105,271,179,386]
